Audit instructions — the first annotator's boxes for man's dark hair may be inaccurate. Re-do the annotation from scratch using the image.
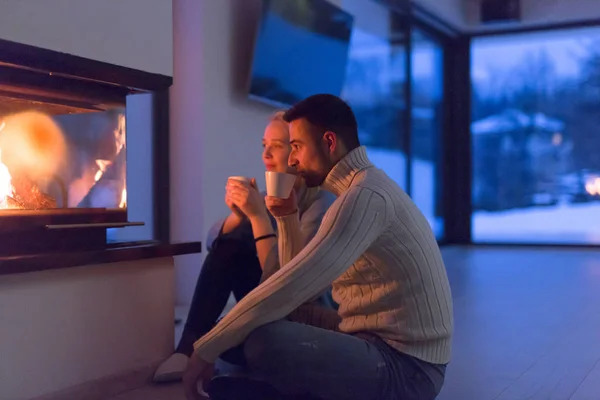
[283,94,360,150]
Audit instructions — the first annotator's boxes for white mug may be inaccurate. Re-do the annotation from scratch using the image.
[265,171,296,198]
[227,176,251,216]
[228,176,251,184]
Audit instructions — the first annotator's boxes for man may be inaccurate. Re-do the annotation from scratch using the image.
[184,94,453,400]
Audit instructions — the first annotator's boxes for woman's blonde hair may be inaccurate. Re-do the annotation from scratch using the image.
[270,110,286,123]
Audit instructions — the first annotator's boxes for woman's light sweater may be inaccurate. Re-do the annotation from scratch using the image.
[194,146,454,365]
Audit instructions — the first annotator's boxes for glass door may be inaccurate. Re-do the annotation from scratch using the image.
[409,28,445,239]
[340,1,447,240]
[341,0,408,190]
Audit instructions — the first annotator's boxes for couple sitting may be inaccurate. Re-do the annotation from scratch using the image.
[155,109,336,380]
[157,94,453,400]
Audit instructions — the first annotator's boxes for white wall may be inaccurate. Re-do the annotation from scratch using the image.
[0,4,177,398]
[341,0,395,38]
[413,0,600,32]
[465,0,600,31]
[0,258,175,400]
[521,0,600,24]
[0,0,172,76]
[171,0,277,304]
[414,0,467,29]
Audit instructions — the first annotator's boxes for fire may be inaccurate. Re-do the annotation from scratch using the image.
[585,177,600,196]
[0,110,127,210]
[0,111,67,180]
[0,148,15,208]
[94,159,112,182]
[93,114,127,208]
[115,114,126,153]
[115,114,127,209]
[0,121,15,209]
[119,188,127,208]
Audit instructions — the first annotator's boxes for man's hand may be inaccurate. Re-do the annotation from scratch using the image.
[265,190,298,218]
[182,354,215,400]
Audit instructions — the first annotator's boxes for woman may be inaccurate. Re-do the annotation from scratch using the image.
[154,112,335,383]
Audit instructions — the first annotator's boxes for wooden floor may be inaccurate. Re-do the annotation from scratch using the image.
[438,246,600,400]
[109,246,600,400]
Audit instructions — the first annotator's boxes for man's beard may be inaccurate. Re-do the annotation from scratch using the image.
[302,172,325,188]
[302,153,330,187]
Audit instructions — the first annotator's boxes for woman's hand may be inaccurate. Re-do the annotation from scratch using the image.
[225,190,245,219]
[221,182,247,234]
[227,178,268,220]
[265,190,298,218]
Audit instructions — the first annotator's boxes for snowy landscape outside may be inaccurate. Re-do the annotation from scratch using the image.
[471,27,600,244]
[341,18,445,239]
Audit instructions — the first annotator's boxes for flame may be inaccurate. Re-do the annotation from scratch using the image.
[94,159,111,182]
[119,188,127,208]
[0,112,66,210]
[115,114,126,153]
[0,148,15,208]
[0,111,127,210]
[585,177,600,196]
[93,114,127,208]
[0,111,67,180]
[0,121,15,209]
[116,114,126,209]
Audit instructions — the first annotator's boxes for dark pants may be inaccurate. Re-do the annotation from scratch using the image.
[176,230,261,356]
[178,220,336,357]
[214,320,446,400]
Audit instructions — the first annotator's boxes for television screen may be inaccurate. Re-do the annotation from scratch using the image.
[248,0,354,108]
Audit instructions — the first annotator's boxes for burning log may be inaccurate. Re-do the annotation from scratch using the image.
[9,174,57,209]
[3,195,22,209]
[0,111,65,210]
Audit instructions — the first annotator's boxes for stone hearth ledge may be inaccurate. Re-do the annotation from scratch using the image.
[0,240,202,276]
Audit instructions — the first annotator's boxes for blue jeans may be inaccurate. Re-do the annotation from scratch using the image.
[216,320,446,400]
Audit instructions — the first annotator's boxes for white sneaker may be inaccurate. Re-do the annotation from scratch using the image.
[153,353,189,383]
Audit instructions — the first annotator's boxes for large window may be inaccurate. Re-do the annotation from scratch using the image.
[411,28,444,238]
[341,0,407,189]
[471,27,600,244]
[341,0,446,239]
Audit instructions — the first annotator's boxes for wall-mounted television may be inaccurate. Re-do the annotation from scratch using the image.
[248,0,354,108]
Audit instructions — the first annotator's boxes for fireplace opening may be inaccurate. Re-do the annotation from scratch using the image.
[0,102,126,211]
[0,93,132,256]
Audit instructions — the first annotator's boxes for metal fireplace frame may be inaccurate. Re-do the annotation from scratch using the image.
[0,38,173,255]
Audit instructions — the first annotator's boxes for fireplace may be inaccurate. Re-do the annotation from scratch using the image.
[0,38,172,257]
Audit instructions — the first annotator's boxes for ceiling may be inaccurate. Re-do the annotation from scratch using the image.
[412,0,600,33]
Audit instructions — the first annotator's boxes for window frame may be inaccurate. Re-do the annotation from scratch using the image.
[464,18,600,248]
